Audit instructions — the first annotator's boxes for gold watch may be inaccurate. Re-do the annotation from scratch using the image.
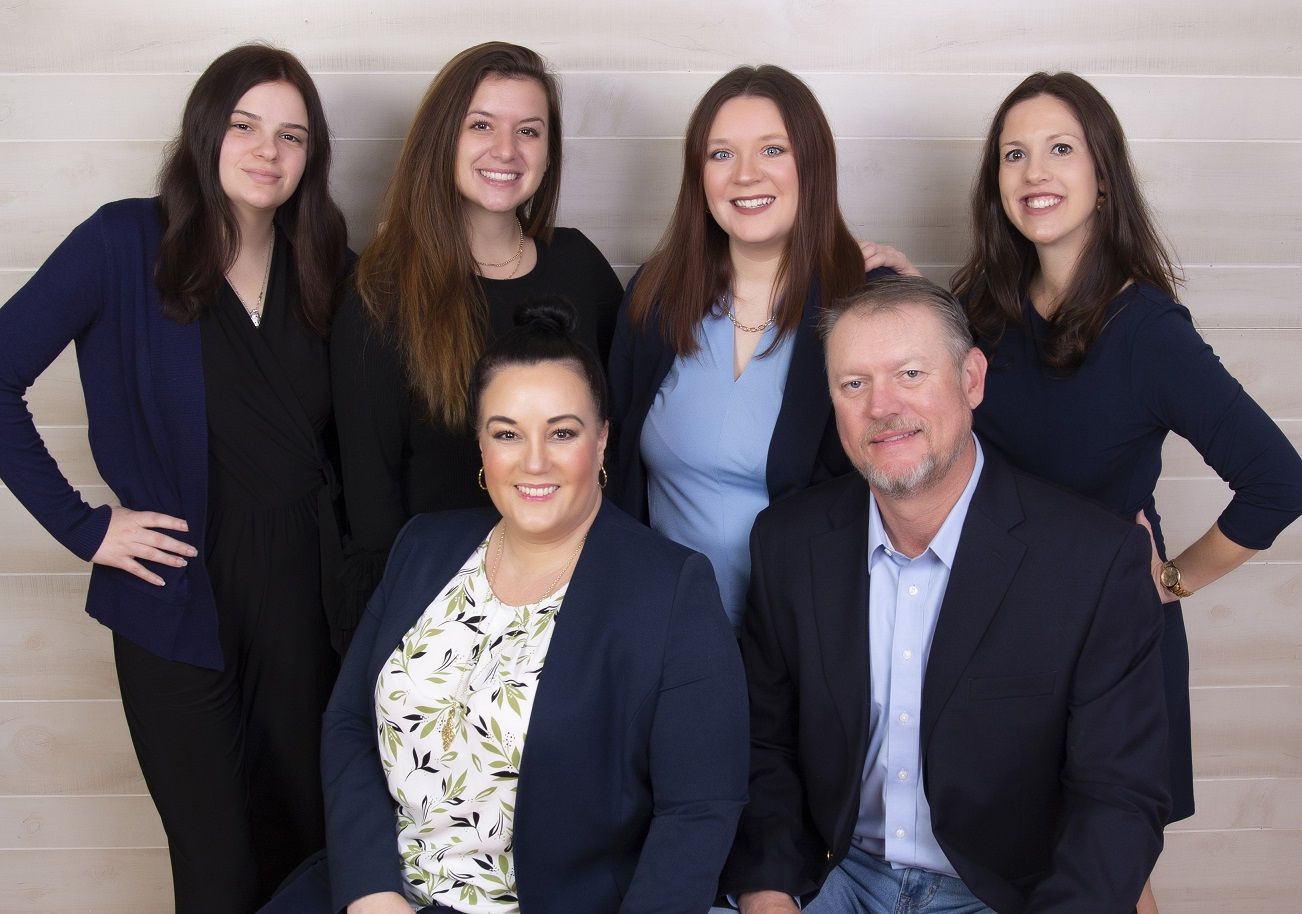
[1159,560,1194,599]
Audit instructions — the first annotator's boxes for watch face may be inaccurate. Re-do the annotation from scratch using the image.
[1161,564,1180,588]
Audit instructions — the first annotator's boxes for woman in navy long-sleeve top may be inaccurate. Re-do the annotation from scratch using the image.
[949,72,1302,912]
[0,46,349,913]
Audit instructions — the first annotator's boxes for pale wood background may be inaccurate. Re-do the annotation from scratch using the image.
[1,1,1299,911]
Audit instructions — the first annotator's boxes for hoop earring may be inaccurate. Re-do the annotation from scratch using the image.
[598,466,608,489]
[477,467,487,491]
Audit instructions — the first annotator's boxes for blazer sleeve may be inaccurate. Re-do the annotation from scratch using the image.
[720,520,829,902]
[0,210,112,560]
[322,519,422,911]
[1132,300,1302,550]
[620,551,750,914]
[1025,524,1169,913]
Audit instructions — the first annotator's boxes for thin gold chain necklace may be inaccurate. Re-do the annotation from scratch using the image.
[227,226,274,327]
[474,218,525,277]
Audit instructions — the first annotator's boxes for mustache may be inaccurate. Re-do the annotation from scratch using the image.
[860,418,925,444]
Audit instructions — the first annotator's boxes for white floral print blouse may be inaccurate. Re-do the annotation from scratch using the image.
[375,536,564,913]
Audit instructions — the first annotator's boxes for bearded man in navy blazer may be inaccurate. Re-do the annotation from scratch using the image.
[721,275,1169,914]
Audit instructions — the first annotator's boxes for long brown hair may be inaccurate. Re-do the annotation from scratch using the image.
[627,65,862,355]
[952,72,1178,372]
[354,41,563,428]
[154,43,347,335]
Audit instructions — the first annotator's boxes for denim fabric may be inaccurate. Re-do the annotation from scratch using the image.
[806,844,993,914]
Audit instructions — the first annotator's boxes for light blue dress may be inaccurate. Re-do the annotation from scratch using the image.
[641,308,794,628]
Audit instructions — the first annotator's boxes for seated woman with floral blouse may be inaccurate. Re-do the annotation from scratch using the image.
[264,300,748,914]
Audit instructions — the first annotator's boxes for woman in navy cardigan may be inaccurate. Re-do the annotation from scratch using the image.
[609,65,901,631]
[266,302,747,914]
[0,46,349,913]
[948,72,1302,913]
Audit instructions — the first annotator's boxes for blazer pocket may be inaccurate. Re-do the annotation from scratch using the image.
[105,558,192,605]
[968,671,1057,701]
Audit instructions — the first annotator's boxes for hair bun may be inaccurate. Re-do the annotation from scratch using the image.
[513,297,578,337]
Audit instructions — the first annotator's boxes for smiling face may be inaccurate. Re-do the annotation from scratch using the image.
[997,93,1101,266]
[477,360,608,544]
[827,303,985,501]
[218,80,310,221]
[453,75,549,219]
[702,95,799,257]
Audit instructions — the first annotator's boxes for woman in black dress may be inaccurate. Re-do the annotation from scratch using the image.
[0,45,349,913]
[331,42,622,641]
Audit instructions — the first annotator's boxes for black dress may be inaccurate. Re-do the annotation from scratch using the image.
[330,227,622,627]
[114,233,339,912]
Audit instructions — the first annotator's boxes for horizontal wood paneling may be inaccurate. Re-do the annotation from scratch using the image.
[0,700,145,795]
[4,138,1301,270]
[1154,478,1301,561]
[1152,829,1302,911]
[0,575,113,701]
[2,1,1299,75]
[0,795,163,849]
[1182,563,1302,688]
[6,73,1302,142]
[1174,777,1302,831]
[1190,686,1302,778]
[0,847,170,913]
[16,348,85,426]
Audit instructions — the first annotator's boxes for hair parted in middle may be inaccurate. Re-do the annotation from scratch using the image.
[355,41,564,428]
[626,64,863,357]
[951,71,1179,374]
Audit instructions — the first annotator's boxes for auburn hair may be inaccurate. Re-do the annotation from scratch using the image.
[952,71,1179,372]
[154,43,348,335]
[627,65,862,355]
[354,41,563,428]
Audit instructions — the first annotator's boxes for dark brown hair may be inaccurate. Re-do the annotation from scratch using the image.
[627,65,862,356]
[355,41,563,429]
[154,43,348,335]
[468,298,609,430]
[951,71,1178,372]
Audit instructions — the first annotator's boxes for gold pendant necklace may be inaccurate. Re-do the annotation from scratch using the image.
[227,226,274,327]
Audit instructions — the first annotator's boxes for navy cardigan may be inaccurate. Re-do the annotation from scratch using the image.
[323,500,749,913]
[607,272,864,523]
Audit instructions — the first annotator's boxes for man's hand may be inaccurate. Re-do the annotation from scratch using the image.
[739,889,801,914]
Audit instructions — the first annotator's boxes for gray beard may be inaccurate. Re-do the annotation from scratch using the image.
[856,426,969,500]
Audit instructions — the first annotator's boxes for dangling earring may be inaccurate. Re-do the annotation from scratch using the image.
[598,466,608,489]
[477,467,487,490]
[1096,190,1106,213]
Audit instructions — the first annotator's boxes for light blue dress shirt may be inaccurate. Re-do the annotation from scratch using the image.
[640,308,794,628]
[853,437,985,877]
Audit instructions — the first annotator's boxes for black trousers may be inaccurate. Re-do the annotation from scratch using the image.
[114,542,337,914]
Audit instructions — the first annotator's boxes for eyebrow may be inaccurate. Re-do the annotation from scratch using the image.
[708,133,789,145]
[467,110,546,125]
[231,109,309,132]
[485,414,586,426]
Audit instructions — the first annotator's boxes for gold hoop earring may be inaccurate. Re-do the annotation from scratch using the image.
[477,467,487,490]
[598,466,609,489]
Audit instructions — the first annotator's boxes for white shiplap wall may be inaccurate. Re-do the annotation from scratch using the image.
[1,2,1299,911]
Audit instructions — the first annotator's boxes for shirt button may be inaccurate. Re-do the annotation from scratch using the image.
[899,712,910,723]
[895,827,907,838]
[908,585,918,596]
[898,769,908,780]
[902,649,913,660]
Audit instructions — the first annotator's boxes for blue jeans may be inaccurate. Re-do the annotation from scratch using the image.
[806,845,993,914]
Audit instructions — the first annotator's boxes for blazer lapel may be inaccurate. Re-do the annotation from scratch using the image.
[920,454,1026,755]
[809,481,873,764]
[766,281,831,500]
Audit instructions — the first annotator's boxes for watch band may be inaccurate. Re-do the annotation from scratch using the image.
[1161,560,1194,599]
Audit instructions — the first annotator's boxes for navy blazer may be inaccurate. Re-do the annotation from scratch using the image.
[323,500,749,913]
[721,447,1170,913]
[0,200,221,667]
[607,272,856,523]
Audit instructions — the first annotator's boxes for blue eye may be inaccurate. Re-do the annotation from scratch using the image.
[708,149,732,161]
[761,145,784,157]
[902,370,922,380]
[1002,149,1025,163]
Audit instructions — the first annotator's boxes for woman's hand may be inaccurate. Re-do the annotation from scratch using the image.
[1135,511,1177,604]
[91,506,196,586]
[739,890,801,913]
[858,240,922,277]
[347,891,412,914]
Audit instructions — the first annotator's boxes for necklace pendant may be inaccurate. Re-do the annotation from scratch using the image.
[442,711,456,752]
[248,309,261,327]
